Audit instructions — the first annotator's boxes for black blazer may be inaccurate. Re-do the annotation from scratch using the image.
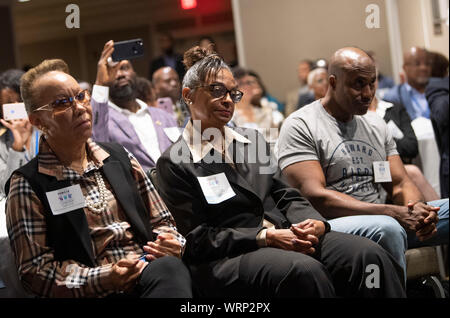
[156,128,328,265]
[383,101,418,162]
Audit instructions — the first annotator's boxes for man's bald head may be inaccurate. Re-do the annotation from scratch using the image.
[152,66,177,83]
[324,47,377,121]
[152,66,181,103]
[403,47,428,64]
[402,47,431,90]
[329,47,375,79]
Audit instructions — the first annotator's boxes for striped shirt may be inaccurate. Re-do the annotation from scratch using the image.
[6,137,184,297]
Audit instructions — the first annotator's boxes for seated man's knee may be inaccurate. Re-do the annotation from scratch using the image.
[375,216,407,243]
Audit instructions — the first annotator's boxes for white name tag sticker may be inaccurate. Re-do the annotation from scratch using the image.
[197,173,236,204]
[373,161,392,183]
[46,185,86,215]
[163,127,182,143]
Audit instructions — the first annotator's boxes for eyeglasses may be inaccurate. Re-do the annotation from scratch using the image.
[197,83,243,103]
[33,90,91,114]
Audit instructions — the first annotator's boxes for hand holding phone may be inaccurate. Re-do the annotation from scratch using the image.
[111,38,144,62]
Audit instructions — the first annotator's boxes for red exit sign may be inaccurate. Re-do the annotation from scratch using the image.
[181,0,197,10]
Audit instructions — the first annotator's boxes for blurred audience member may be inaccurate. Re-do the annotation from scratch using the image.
[152,66,187,125]
[135,76,156,107]
[285,60,313,116]
[149,32,185,81]
[426,76,449,198]
[199,36,217,52]
[297,67,328,109]
[253,72,284,113]
[232,67,284,145]
[91,41,178,172]
[384,47,433,120]
[0,69,40,198]
[369,77,439,202]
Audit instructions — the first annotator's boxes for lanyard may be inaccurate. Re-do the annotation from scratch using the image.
[34,130,39,156]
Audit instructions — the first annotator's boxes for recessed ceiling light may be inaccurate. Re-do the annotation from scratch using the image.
[18,0,31,3]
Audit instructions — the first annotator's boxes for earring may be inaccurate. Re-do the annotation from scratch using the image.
[40,126,48,136]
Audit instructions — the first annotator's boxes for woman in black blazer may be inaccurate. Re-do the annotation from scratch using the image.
[156,46,405,298]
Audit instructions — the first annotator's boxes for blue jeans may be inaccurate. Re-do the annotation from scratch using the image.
[328,215,407,279]
[407,199,449,248]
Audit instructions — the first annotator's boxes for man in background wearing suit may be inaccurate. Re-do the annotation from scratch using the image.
[384,47,432,121]
[91,41,179,172]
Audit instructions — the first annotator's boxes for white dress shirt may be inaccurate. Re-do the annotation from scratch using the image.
[108,98,161,164]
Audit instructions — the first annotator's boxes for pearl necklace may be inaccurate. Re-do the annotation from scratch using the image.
[85,170,108,214]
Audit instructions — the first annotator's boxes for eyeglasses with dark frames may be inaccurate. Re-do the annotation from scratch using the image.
[196,83,243,103]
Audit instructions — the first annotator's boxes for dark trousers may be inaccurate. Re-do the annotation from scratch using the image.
[190,231,406,298]
[131,256,193,298]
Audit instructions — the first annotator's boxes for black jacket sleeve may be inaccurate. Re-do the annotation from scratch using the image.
[269,169,330,231]
[384,102,418,161]
[426,77,449,153]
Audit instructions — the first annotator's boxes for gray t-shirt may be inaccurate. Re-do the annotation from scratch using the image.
[277,100,398,204]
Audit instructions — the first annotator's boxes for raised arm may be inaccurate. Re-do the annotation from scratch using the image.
[91,41,122,142]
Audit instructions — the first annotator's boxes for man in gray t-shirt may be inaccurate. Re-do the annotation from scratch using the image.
[278,99,398,204]
[277,47,448,278]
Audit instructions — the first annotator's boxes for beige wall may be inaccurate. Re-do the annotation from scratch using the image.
[398,0,449,57]
[233,0,393,103]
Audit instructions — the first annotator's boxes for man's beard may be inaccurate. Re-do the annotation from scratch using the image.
[110,82,136,105]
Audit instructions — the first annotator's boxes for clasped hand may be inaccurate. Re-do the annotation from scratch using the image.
[110,232,182,292]
[405,201,439,241]
[266,219,325,255]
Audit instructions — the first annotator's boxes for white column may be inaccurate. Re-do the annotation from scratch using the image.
[420,0,432,49]
[385,0,403,83]
[231,0,246,67]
